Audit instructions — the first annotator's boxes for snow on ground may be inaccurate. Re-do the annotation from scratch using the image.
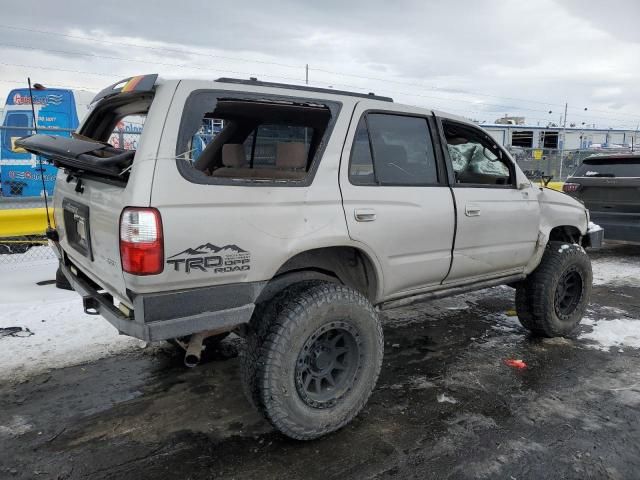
[579,317,640,352]
[1,244,638,381]
[0,257,142,383]
[591,255,640,286]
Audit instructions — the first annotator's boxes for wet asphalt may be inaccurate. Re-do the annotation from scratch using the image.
[1,243,640,480]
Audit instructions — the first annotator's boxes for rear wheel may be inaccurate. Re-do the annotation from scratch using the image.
[241,282,383,440]
[516,242,592,337]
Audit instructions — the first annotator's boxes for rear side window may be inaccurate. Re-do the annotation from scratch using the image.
[176,92,339,185]
[573,158,640,178]
[349,113,438,186]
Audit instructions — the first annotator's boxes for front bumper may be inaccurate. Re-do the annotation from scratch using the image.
[584,222,604,249]
[59,259,263,342]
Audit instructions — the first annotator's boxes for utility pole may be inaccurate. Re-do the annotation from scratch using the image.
[305,64,309,85]
[559,102,568,180]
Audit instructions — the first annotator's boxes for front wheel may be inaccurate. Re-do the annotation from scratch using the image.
[241,282,383,440]
[516,242,592,337]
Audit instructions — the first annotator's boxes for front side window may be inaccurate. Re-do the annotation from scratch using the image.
[349,113,438,186]
[443,121,512,186]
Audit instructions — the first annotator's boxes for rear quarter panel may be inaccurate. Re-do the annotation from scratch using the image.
[135,81,363,295]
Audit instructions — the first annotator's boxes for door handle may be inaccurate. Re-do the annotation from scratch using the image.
[354,209,376,222]
[465,204,481,217]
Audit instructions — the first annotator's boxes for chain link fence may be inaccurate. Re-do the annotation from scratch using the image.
[505,146,637,182]
[0,196,56,265]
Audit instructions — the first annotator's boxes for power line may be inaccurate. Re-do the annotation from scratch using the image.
[308,78,640,127]
[0,24,302,70]
[2,22,639,122]
[0,61,118,78]
[0,42,307,84]
[0,61,637,127]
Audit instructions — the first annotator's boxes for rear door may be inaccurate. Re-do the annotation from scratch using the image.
[439,118,540,283]
[339,105,455,299]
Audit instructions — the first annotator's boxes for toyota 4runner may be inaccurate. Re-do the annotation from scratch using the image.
[18,74,604,440]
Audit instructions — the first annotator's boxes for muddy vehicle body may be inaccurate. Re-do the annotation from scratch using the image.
[18,74,603,439]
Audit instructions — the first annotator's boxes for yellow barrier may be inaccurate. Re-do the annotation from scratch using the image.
[0,208,55,237]
[535,181,564,192]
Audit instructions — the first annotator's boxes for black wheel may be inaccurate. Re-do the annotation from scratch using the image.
[516,242,592,337]
[241,282,383,440]
[55,267,73,291]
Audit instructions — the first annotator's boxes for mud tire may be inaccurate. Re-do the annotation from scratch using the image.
[241,282,383,440]
[516,242,592,337]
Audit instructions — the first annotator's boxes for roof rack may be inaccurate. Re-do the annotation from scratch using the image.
[215,77,393,102]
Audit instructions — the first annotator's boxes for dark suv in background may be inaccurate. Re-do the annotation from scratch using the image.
[564,154,640,243]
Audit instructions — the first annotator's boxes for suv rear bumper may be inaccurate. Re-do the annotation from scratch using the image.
[590,212,639,244]
[59,260,262,342]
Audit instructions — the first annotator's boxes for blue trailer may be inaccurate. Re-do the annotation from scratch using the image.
[0,87,93,197]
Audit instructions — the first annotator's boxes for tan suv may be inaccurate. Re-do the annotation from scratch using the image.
[18,74,603,440]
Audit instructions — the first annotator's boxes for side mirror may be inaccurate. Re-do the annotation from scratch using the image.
[518,182,531,190]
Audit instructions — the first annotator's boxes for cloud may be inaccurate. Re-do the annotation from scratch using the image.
[1,0,639,128]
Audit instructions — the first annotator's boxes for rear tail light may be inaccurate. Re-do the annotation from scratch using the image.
[563,183,581,193]
[120,208,163,275]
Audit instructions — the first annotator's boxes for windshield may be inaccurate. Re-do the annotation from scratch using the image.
[573,157,640,178]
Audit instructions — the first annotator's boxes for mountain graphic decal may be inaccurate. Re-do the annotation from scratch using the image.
[168,243,247,258]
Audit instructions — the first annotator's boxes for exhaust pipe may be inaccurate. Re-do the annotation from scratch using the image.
[183,328,229,368]
[184,332,206,368]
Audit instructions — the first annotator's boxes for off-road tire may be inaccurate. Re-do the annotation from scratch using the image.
[55,266,73,291]
[516,241,592,337]
[241,282,383,440]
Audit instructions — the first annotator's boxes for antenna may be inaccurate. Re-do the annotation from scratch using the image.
[27,77,54,237]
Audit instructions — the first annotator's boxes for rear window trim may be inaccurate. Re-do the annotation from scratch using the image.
[572,157,640,179]
[175,89,342,188]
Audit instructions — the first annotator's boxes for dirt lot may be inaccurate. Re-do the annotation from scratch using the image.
[2,243,640,480]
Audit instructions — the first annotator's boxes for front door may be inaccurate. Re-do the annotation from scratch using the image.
[439,118,540,283]
[339,106,455,299]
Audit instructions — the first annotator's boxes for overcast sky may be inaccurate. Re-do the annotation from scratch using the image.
[1,0,639,128]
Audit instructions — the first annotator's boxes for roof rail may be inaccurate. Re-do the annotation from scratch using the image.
[214,77,393,102]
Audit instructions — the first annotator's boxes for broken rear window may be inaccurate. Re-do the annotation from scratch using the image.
[15,92,154,183]
[176,92,339,185]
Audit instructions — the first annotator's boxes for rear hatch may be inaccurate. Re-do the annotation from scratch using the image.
[16,75,158,306]
[567,156,640,215]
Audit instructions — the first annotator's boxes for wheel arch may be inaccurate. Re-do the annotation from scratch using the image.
[548,225,582,244]
[255,246,382,305]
